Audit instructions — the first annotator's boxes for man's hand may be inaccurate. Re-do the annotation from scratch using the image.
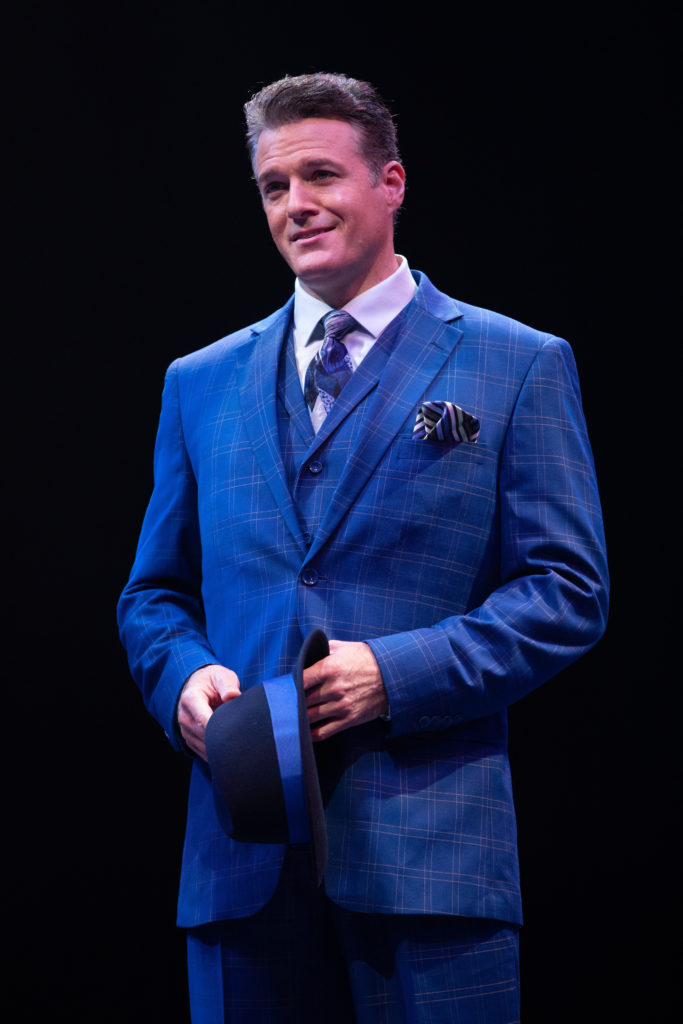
[177,664,241,760]
[303,640,388,741]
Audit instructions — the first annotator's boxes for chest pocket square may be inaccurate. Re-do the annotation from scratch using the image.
[413,401,480,443]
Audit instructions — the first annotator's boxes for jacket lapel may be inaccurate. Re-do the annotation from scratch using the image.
[233,273,465,559]
[308,275,465,558]
[307,330,390,452]
[277,329,315,447]
[235,299,308,552]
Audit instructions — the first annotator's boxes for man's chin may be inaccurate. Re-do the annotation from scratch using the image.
[293,261,345,301]
[296,272,335,300]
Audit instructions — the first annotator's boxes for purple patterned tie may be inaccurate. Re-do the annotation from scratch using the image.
[304,309,357,426]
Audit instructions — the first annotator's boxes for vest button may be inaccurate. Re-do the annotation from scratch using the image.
[308,459,323,475]
[301,568,319,586]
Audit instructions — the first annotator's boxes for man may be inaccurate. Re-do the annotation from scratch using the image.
[118,73,608,1023]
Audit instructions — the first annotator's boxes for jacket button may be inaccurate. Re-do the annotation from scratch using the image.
[301,568,319,586]
[308,459,323,475]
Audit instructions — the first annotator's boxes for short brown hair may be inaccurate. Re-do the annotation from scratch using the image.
[244,72,401,182]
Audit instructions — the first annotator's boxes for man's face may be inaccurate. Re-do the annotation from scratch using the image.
[255,118,405,308]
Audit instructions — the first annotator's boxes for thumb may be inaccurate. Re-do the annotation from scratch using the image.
[327,638,348,654]
[211,665,241,703]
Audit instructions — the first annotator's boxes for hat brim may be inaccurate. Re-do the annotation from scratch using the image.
[293,629,329,886]
[205,631,330,886]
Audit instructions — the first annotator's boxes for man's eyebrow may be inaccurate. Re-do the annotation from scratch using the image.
[257,157,344,186]
[300,157,344,170]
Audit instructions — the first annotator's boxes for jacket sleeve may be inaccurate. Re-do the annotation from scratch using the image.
[366,336,609,737]
[117,361,217,750]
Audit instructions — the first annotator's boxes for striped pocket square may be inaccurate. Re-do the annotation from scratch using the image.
[413,401,480,443]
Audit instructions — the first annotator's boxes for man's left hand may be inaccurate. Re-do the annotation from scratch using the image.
[303,640,389,741]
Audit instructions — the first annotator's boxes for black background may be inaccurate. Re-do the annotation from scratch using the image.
[8,4,679,1021]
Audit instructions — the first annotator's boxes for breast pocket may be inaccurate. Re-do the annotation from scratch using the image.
[393,436,495,471]
[378,437,499,525]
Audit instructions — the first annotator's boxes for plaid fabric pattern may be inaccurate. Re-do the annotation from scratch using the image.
[118,270,609,930]
[187,849,520,1023]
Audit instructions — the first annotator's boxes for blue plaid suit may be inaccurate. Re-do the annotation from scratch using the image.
[118,270,608,930]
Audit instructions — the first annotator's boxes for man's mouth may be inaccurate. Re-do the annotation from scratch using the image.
[290,227,334,244]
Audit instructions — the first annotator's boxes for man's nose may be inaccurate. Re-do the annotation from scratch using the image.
[287,179,318,219]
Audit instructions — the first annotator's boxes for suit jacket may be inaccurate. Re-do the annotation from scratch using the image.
[117,270,609,928]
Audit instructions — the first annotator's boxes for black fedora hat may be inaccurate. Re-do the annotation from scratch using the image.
[205,630,328,885]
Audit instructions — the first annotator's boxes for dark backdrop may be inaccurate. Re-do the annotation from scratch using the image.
[9,4,679,1021]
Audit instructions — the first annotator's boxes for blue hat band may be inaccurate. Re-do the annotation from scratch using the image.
[262,674,311,845]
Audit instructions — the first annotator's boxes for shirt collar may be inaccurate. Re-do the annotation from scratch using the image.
[293,256,417,344]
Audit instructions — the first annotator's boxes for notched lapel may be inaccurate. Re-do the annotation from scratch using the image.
[306,337,387,454]
[235,301,308,552]
[277,333,315,447]
[308,301,465,557]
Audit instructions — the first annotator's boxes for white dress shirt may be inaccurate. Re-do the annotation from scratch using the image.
[292,256,417,395]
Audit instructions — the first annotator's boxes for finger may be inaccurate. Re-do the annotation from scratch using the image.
[212,667,241,704]
[310,717,344,742]
[306,700,338,724]
[304,684,329,709]
[178,718,208,761]
[302,658,326,690]
[179,689,212,728]
[186,733,208,761]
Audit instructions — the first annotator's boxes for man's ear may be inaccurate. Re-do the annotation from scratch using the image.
[381,161,406,215]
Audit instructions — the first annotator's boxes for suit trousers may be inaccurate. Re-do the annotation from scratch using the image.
[186,848,520,1024]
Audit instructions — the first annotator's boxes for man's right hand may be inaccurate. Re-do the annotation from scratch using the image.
[177,664,241,760]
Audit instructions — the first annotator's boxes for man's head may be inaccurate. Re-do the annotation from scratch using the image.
[245,74,406,307]
[244,72,401,184]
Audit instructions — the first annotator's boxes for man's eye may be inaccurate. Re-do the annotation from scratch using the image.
[263,182,286,196]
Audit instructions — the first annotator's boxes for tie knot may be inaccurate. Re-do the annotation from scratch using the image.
[322,309,357,344]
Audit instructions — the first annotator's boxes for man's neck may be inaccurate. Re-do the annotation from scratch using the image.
[298,254,402,309]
